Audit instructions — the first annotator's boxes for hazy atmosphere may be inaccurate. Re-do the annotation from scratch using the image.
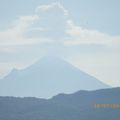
[0,0,120,87]
[0,1,120,120]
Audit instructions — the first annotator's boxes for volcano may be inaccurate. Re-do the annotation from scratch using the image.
[0,56,109,98]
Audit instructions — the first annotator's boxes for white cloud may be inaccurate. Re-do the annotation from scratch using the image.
[0,15,40,46]
[0,2,120,48]
[65,20,120,46]
[35,2,69,16]
[14,15,39,34]
[0,2,69,47]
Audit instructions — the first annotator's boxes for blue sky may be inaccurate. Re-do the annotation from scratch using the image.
[0,0,120,86]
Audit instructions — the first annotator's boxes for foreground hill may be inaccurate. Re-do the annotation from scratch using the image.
[0,56,109,98]
[0,87,120,120]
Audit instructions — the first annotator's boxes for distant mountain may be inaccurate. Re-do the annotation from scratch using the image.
[0,87,120,120]
[0,56,109,98]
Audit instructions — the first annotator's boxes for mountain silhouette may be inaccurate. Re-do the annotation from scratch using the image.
[0,56,109,98]
[0,87,120,120]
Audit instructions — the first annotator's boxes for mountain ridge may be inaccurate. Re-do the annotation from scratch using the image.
[0,87,120,120]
